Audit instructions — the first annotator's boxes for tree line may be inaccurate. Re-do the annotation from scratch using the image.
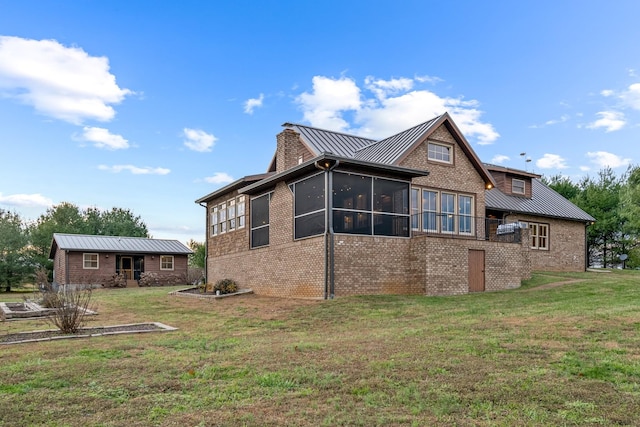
[545,166,640,269]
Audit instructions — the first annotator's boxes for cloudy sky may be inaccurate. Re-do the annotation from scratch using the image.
[1,1,639,243]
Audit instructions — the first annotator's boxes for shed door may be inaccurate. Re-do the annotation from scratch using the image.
[468,250,485,292]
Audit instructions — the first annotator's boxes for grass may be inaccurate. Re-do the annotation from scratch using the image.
[1,270,639,426]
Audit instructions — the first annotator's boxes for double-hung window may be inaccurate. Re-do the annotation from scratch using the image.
[412,188,475,236]
[160,255,174,270]
[529,222,549,250]
[83,253,98,269]
[210,196,246,237]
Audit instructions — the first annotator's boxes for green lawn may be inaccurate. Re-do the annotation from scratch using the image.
[1,270,639,426]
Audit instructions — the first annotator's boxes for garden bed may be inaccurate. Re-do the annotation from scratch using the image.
[0,322,177,345]
[169,287,253,299]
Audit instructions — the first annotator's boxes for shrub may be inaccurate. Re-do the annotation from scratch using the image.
[214,278,238,294]
[105,274,127,288]
[138,272,159,287]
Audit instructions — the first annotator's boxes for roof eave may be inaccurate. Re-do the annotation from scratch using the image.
[195,173,274,204]
[239,153,429,195]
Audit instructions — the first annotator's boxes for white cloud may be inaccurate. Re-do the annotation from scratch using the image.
[0,192,53,208]
[491,155,510,164]
[295,75,499,144]
[296,75,362,132]
[415,75,443,84]
[579,165,591,172]
[98,164,170,175]
[244,93,264,114]
[587,111,626,132]
[586,151,631,169]
[545,115,570,126]
[0,36,132,124]
[204,172,234,185]
[79,126,129,150]
[183,128,216,152]
[619,83,640,110]
[536,154,569,169]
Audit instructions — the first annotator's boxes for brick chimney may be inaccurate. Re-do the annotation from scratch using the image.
[275,128,301,173]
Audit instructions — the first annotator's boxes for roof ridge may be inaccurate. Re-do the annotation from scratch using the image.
[282,122,377,142]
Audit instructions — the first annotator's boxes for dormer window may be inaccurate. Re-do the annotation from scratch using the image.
[512,179,525,195]
[428,142,452,164]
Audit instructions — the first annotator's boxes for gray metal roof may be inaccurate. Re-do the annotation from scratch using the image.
[354,116,441,164]
[51,233,193,257]
[486,179,595,222]
[282,123,376,157]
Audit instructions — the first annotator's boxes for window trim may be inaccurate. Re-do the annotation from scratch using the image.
[427,141,453,164]
[512,178,526,195]
[83,253,99,269]
[210,195,247,237]
[529,222,549,250]
[160,255,174,270]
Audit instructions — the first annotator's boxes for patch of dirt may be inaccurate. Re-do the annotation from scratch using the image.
[524,279,583,291]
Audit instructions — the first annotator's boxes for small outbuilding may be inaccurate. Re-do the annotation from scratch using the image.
[49,233,193,287]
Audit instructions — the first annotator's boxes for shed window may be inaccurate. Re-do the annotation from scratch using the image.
[160,255,174,270]
[83,253,98,269]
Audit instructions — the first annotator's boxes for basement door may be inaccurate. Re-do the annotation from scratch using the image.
[468,249,485,292]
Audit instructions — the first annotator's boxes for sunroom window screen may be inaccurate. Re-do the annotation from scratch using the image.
[250,193,270,248]
[293,173,325,239]
[332,172,409,237]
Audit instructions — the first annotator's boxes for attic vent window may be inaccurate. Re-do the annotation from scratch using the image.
[427,142,452,164]
[512,179,526,195]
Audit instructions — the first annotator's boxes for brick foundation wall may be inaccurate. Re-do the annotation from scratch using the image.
[504,214,587,272]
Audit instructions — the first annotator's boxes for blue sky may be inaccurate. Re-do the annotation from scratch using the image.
[1,1,640,244]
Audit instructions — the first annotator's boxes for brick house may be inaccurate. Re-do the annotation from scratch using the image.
[196,113,591,298]
[485,164,595,271]
[49,233,193,287]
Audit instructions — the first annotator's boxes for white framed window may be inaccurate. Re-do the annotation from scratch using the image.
[227,199,236,231]
[160,255,174,270]
[83,253,99,269]
[211,196,247,236]
[512,178,526,195]
[529,222,549,250]
[428,142,452,164]
[210,206,219,236]
[412,187,475,236]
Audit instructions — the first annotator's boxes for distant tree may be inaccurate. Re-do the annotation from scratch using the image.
[188,240,205,269]
[543,174,580,200]
[574,168,623,268]
[28,202,150,280]
[0,209,30,291]
[85,208,149,237]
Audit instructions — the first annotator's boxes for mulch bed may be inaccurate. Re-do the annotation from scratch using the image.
[0,322,176,345]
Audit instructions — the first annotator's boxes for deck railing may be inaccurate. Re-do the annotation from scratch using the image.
[410,213,524,243]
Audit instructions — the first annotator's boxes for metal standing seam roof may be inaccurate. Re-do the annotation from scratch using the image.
[485,179,595,222]
[283,123,377,158]
[354,116,441,164]
[51,233,193,256]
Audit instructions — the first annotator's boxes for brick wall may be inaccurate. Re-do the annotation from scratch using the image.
[504,213,587,272]
[275,129,313,173]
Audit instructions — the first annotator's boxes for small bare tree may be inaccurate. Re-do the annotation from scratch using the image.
[45,285,94,334]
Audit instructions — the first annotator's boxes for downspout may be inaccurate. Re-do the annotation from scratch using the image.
[198,202,208,284]
[315,159,339,299]
[585,222,591,271]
